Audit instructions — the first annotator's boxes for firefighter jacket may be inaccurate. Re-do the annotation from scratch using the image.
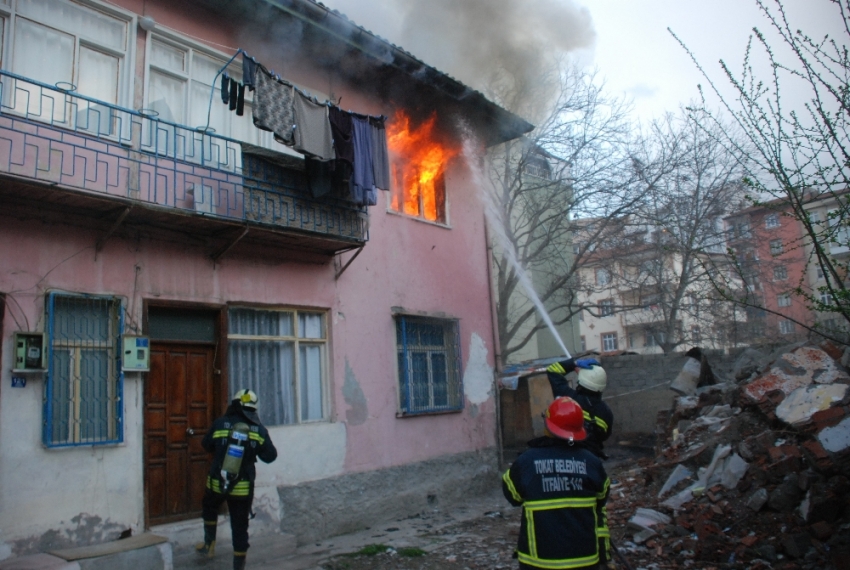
[502,437,610,569]
[201,401,278,497]
[547,363,613,459]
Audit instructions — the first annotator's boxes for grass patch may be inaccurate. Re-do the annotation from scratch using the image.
[397,547,426,557]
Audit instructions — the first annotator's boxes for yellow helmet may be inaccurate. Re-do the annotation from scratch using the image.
[234,389,258,410]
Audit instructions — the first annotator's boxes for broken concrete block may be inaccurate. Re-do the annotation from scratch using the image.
[719,453,749,489]
[775,384,848,427]
[768,473,803,512]
[632,528,656,544]
[658,465,692,498]
[628,507,672,532]
[743,347,849,404]
[818,416,850,453]
[746,487,768,511]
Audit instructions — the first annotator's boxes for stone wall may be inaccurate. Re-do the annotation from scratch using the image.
[603,349,747,436]
[277,448,499,544]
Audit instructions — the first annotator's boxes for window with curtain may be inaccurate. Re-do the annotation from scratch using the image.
[44,292,123,447]
[4,0,130,133]
[227,307,326,426]
[395,315,463,415]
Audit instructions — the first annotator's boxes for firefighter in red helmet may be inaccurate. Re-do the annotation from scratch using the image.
[502,397,611,569]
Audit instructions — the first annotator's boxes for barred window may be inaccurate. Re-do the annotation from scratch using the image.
[228,307,327,426]
[770,239,783,255]
[396,315,463,415]
[44,292,123,447]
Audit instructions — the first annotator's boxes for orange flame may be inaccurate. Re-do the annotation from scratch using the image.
[386,110,459,222]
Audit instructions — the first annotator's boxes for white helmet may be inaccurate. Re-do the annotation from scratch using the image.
[234,389,258,410]
[577,365,607,393]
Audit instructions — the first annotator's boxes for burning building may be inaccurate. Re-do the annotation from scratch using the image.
[0,0,532,564]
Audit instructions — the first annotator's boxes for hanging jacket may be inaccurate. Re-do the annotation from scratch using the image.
[502,437,610,569]
[201,401,277,497]
[547,361,613,459]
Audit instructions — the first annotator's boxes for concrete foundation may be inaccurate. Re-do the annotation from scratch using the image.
[277,448,500,544]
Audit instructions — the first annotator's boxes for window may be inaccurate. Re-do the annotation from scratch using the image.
[827,209,850,254]
[580,336,586,352]
[5,0,132,132]
[765,213,780,228]
[773,265,788,280]
[645,330,666,347]
[820,292,832,306]
[777,293,792,307]
[396,315,463,415]
[598,299,614,317]
[601,333,618,352]
[44,292,123,447]
[769,239,784,255]
[627,332,636,349]
[816,267,825,280]
[735,220,752,238]
[642,294,660,312]
[596,268,611,286]
[809,211,821,223]
[691,326,701,343]
[779,319,794,334]
[228,307,327,426]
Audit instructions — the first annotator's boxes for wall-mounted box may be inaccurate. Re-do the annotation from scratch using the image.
[122,336,150,371]
[13,332,46,372]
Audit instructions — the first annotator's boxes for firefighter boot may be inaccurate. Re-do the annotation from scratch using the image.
[233,552,247,570]
[195,520,217,558]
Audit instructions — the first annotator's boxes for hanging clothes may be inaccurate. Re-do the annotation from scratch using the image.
[252,68,296,145]
[305,157,335,198]
[370,115,390,191]
[221,73,230,105]
[236,83,245,116]
[242,54,258,91]
[351,115,377,206]
[328,106,354,167]
[293,91,334,160]
[229,78,238,112]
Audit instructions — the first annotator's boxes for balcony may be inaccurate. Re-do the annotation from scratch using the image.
[0,71,368,263]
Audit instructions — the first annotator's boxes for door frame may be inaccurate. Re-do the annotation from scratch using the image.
[142,300,229,528]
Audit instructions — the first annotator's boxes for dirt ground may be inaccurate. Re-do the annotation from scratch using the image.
[317,442,654,570]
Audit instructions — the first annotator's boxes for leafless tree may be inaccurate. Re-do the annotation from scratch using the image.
[672,0,850,344]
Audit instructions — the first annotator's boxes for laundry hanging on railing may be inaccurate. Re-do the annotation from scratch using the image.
[214,50,391,207]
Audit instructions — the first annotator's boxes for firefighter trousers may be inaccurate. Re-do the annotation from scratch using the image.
[201,488,254,553]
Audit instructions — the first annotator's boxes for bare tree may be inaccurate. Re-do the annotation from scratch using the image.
[672,0,850,344]
[485,63,648,363]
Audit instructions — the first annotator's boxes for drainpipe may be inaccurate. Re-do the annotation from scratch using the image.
[483,213,505,469]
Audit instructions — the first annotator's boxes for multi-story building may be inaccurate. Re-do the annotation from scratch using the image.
[0,0,532,559]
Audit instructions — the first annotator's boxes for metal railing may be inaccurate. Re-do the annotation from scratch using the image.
[0,70,368,242]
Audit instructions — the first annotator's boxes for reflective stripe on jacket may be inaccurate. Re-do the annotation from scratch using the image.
[502,440,609,569]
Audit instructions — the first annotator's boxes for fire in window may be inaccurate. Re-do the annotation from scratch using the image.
[387,111,458,224]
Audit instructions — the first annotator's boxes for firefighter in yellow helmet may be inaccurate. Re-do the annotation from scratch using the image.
[196,389,277,570]
[502,397,611,569]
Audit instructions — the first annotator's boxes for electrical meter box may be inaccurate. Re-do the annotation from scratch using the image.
[14,332,46,372]
[122,336,150,371]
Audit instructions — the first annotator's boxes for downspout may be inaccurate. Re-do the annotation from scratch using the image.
[483,213,505,469]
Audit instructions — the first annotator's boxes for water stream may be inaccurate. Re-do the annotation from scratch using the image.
[463,138,571,359]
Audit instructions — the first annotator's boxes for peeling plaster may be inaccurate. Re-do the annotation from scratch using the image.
[11,513,124,557]
[343,359,368,425]
[463,333,493,406]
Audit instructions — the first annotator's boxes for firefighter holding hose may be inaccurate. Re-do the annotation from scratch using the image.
[196,389,278,570]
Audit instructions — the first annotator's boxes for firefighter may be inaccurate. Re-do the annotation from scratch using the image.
[503,396,611,569]
[196,389,278,570]
[546,358,613,459]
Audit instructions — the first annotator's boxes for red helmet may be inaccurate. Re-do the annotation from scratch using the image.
[545,397,587,442]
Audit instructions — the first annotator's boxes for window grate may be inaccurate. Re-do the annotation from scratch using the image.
[396,316,463,415]
[44,293,123,447]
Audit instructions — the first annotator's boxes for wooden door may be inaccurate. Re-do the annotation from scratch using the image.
[145,342,217,526]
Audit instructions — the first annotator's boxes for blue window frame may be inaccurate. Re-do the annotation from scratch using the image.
[396,315,463,415]
[43,292,124,447]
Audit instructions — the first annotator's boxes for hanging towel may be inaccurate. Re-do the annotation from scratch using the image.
[220,72,230,105]
[293,90,334,160]
[352,115,377,206]
[252,68,295,145]
[328,106,354,167]
[370,115,391,191]
[242,55,258,91]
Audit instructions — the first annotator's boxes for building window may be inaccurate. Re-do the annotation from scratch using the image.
[765,213,780,228]
[769,239,784,255]
[580,336,586,352]
[396,315,463,415]
[809,211,821,223]
[816,267,825,280]
[777,293,792,307]
[601,333,618,352]
[773,265,788,280]
[779,319,794,334]
[691,326,701,343]
[596,268,611,286]
[645,330,666,347]
[598,299,614,317]
[627,332,636,349]
[820,292,833,306]
[228,307,327,426]
[5,0,132,131]
[44,292,123,447]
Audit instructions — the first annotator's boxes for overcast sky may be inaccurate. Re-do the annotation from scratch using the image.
[318,0,844,125]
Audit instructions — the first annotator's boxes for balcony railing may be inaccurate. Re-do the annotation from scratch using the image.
[0,70,368,251]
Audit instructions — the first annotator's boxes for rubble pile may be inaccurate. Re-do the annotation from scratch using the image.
[606,343,850,570]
